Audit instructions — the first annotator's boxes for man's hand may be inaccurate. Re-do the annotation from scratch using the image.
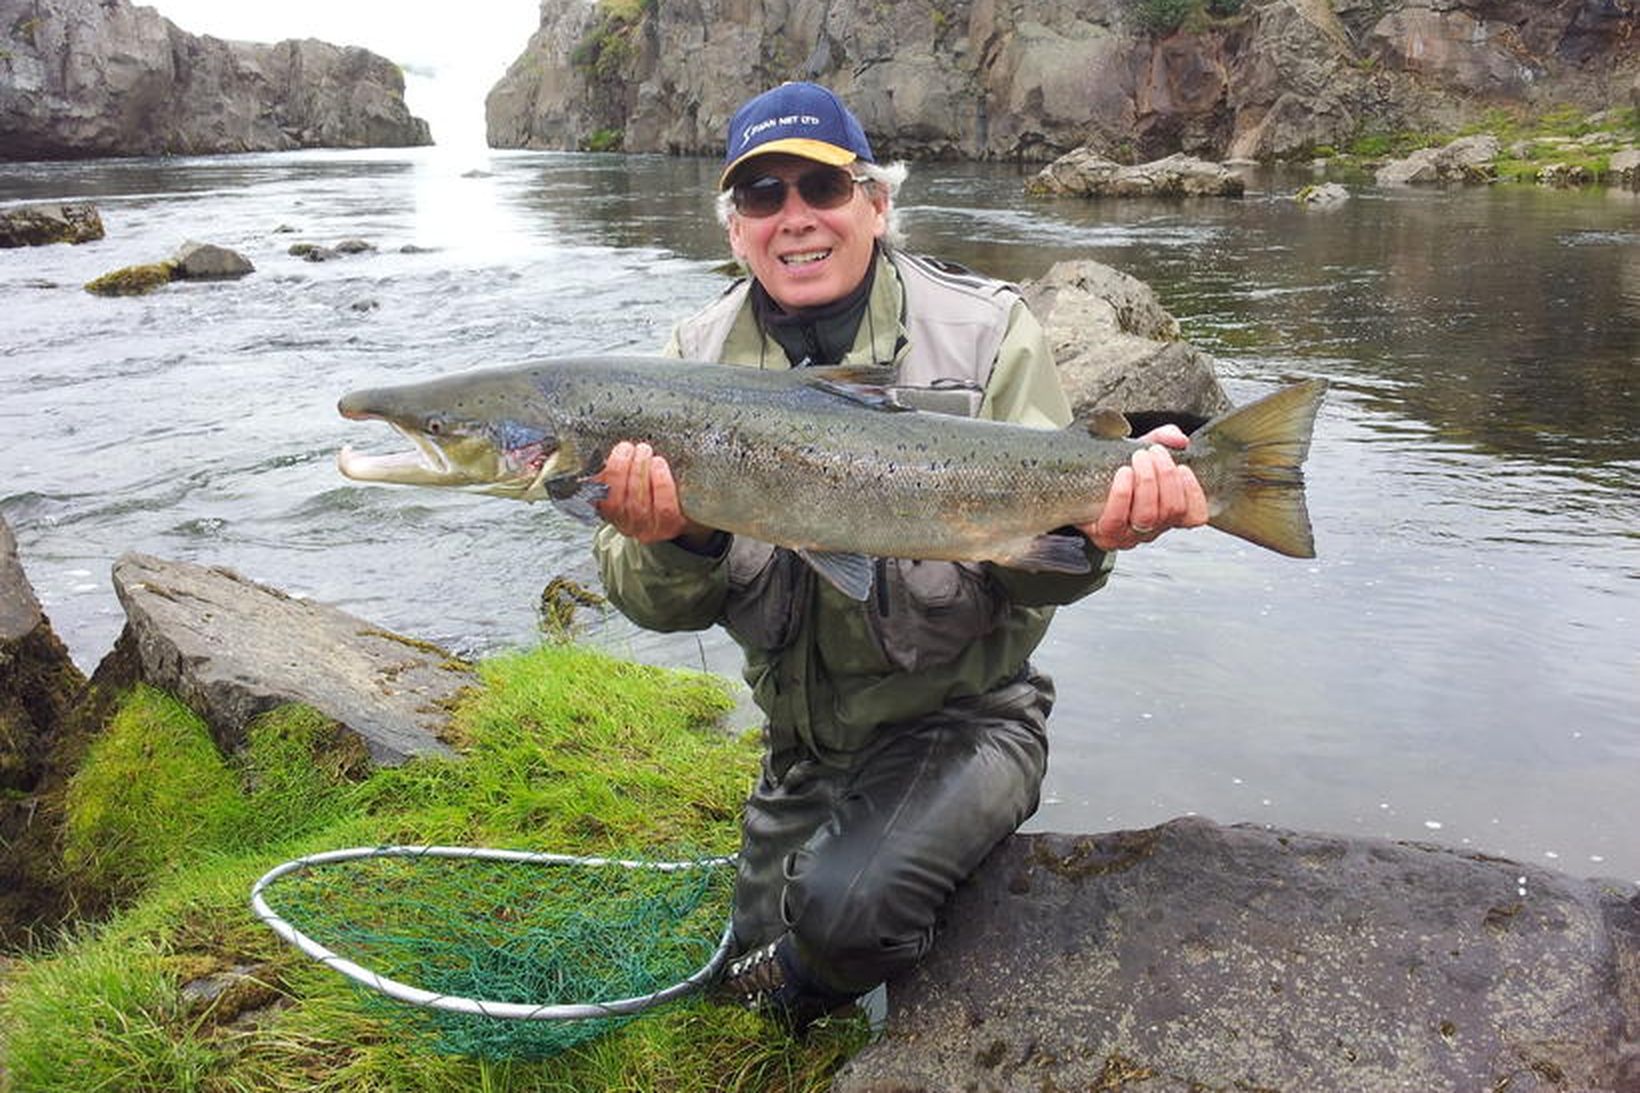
[1080,425,1210,552]
[595,441,715,546]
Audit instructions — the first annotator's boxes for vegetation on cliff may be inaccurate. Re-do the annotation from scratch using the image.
[0,644,866,1091]
[1323,105,1640,185]
[1127,0,1244,35]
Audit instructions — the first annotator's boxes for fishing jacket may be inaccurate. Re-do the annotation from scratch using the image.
[593,250,1113,768]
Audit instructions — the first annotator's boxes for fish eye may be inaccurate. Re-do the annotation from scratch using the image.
[424,414,447,436]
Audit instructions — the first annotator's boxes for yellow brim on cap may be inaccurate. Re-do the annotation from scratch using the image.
[719,138,858,189]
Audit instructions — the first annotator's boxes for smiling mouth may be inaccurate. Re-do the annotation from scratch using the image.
[780,249,831,266]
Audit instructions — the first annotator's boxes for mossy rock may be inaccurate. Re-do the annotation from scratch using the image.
[84,261,178,297]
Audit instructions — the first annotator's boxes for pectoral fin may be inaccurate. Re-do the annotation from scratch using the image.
[797,549,876,601]
[997,533,1095,574]
[544,474,608,526]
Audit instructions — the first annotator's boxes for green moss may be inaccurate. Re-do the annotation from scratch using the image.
[1126,0,1241,34]
[2,645,875,1091]
[61,687,249,902]
[572,0,646,81]
[583,127,625,153]
[84,261,177,297]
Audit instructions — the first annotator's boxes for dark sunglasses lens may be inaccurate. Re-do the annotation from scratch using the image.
[732,169,858,217]
[797,168,856,209]
[733,175,787,217]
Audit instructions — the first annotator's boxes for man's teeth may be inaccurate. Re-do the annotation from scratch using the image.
[781,250,831,266]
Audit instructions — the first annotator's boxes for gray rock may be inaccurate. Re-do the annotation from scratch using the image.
[0,202,105,247]
[1611,149,1640,188]
[1538,162,1597,188]
[1376,134,1502,186]
[1022,261,1230,422]
[0,516,42,643]
[1027,151,1246,198]
[172,241,255,281]
[111,553,467,766]
[0,0,430,161]
[834,817,1640,1093]
[1295,181,1351,206]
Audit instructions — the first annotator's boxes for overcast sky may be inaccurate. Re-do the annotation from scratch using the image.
[149,0,542,146]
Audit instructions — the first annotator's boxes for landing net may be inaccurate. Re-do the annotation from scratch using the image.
[251,845,736,1059]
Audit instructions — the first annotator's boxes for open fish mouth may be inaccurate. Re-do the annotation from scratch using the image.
[338,424,464,485]
[337,423,548,494]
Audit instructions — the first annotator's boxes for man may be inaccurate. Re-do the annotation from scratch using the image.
[593,82,1206,1030]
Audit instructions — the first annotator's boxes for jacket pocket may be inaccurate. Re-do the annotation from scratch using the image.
[869,559,1005,673]
[722,538,809,653]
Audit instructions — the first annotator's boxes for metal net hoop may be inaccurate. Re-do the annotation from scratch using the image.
[250,844,736,1024]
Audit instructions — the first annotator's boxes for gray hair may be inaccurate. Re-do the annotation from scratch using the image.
[715,159,910,249]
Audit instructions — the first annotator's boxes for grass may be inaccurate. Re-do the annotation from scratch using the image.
[0,644,870,1091]
[1321,105,1638,185]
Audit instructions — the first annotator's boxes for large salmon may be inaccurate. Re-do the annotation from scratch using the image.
[337,357,1326,599]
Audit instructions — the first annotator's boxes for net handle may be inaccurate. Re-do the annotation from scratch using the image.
[250,845,737,1021]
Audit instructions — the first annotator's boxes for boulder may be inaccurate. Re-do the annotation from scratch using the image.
[834,817,1640,1093]
[1294,181,1350,206]
[84,262,178,297]
[110,554,469,765]
[1376,134,1502,186]
[1022,261,1230,422]
[1027,151,1246,198]
[172,241,254,281]
[0,0,430,161]
[0,201,105,247]
[1607,149,1640,189]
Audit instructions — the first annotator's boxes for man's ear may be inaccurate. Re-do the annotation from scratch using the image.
[870,192,889,238]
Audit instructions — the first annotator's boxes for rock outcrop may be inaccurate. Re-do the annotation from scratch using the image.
[83,241,256,296]
[0,0,431,161]
[0,532,475,942]
[0,201,104,246]
[1026,151,1245,197]
[835,817,1640,1093]
[1027,260,1231,423]
[1376,134,1503,185]
[111,554,468,765]
[486,0,1638,163]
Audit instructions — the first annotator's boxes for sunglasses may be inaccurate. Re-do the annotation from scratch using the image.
[730,166,866,218]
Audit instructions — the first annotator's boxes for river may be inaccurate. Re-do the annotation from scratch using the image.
[2,147,1635,880]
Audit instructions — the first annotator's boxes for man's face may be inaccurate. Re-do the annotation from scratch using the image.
[726,154,888,312]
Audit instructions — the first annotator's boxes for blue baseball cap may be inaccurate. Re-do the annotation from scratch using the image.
[720,82,875,189]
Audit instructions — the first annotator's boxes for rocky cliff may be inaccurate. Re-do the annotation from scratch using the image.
[0,0,431,161]
[486,0,1637,162]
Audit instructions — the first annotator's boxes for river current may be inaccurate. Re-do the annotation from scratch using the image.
[2,147,1636,878]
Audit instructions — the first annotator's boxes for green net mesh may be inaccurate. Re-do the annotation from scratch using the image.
[254,848,736,1059]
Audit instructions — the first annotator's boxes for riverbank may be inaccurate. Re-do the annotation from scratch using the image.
[0,641,871,1091]
[4,544,1634,1090]
[1311,105,1640,188]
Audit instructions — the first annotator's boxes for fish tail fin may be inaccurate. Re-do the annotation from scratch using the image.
[1189,378,1328,558]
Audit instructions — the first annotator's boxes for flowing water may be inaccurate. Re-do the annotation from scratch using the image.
[3,147,1635,878]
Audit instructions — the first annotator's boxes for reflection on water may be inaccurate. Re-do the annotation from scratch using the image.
[1,148,1635,878]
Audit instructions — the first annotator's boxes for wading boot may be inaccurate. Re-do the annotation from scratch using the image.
[714,935,856,1034]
